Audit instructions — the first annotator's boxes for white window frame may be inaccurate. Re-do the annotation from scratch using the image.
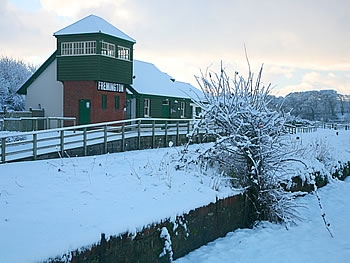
[117,46,130,61]
[85,41,96,54]
[61,42,73,56]
[73,42,84,55]
[101,41,115,57]
[180,101,185,118]
[61,41,96,56]
[144,98,150,117]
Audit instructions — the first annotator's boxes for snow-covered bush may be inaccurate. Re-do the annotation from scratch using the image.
[0,56,36,111]
[181,61,302,224]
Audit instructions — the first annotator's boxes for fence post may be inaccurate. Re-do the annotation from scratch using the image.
[152,120,155,148]
[122,123,125,152]
[104,125,108,154]
[1,138,6,163]
[176,121,179,146]
[60,130,64,157]
[83,128,87,156]
[137,120,141,150]
[35,119,38,131]
[33,133,37,160]
[164,121,168,147]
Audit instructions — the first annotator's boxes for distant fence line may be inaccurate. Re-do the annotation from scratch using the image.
[284,124,318,134]
[0,117,76,132]
[284,122,350,134]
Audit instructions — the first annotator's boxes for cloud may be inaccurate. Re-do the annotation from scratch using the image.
[0,1,66,64]
[274,70,350,97]
[2,0,350,96]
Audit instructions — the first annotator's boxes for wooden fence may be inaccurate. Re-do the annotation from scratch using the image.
[0,118,203,163]
[2,117,349,163]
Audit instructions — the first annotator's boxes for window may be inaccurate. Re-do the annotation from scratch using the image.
[61,42,73,55]
[117,46,130,60]
[73,42,84,55]
[101,41,115,57]
[114,96,120,110]
[85,41,96,54]
[180,101,185,118]
[102,94,107,109]
[144,98,150,117]
[61,41,96,56]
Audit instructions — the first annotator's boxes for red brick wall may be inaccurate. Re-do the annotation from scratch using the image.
[63,81,126,124]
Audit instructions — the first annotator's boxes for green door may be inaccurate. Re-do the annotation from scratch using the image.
[79,99,91,125]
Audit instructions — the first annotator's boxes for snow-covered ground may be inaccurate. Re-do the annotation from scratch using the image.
[0,129,349,262]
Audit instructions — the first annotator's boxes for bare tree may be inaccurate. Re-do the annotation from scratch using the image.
[180,61,302,224]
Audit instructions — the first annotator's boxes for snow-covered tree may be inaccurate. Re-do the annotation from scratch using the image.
[0,56,35,111]
[181,61,301,224]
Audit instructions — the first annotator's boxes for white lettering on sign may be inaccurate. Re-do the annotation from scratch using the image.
[98,81,124,93]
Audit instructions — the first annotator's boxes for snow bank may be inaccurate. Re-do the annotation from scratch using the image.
[0,128,349,262]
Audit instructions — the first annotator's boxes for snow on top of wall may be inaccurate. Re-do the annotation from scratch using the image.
[133,60,203,100]
[54,14,136,43]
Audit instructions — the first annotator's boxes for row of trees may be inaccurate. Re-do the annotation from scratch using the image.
[0,56,36,111]
[272,90,350,122]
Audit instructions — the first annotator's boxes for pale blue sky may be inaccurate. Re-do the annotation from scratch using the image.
[8,0,41,12]
[2,0,350,96]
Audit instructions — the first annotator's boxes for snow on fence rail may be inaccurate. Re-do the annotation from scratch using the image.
[0,118,196,163]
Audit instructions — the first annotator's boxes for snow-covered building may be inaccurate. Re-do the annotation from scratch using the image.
[18,14,201,125]
[127,60,202,119]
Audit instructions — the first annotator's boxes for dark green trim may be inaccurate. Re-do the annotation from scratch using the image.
[17,51,57,95]
[126,85,139,95]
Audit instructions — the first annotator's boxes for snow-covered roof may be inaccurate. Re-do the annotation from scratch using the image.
[132,60,203,99]
[54,14,136,43]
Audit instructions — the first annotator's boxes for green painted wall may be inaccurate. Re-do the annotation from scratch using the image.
[56,33,134,84]
[127,94,192,119]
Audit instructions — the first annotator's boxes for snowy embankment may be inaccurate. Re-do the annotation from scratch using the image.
[0,143,235,263]
[175,177,350,263]
[0,129,349,262]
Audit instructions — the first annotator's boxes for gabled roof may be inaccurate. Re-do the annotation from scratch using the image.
[54,14,136,43]
[17,51,57,95]
[132,60,202,99]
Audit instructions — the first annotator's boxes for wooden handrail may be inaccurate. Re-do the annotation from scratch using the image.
[0,118,196,163]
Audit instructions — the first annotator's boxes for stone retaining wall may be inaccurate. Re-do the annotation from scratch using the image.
[47,194,255,263]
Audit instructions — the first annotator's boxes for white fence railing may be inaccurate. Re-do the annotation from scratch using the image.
[2,117,348,163]
[0,118,198,163]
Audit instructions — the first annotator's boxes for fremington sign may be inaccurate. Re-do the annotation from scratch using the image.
[98,81,124,92]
